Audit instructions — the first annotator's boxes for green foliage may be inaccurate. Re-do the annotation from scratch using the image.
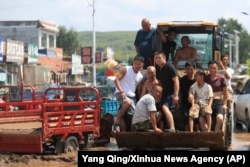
[247,59,250,75]
[57,26,80,56]
[217,17,250,64]
[78,31,137,62]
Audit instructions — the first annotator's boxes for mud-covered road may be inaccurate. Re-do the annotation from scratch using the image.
[0,125,249,167]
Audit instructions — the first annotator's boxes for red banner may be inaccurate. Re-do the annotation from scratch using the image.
[95,52,102,63]
[81,47,92,64]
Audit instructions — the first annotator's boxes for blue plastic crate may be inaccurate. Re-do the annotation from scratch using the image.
[101,99,119,115]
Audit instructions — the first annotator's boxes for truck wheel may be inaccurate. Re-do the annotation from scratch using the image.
[79,134,89,150]
[247,114,250,132]
[247,120,250,132]
[64,136,79,153]
[233,107,240,129]
[55,138,64,153]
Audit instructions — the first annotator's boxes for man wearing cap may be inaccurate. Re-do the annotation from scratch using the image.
[188,70,213,132]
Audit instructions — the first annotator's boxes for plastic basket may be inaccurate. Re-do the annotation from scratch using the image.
[101,99,119,116]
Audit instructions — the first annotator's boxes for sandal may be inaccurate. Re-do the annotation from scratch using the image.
[164,129,175,132]
[112,124,120,132]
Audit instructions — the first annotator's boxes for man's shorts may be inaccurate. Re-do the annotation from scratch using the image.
[132,112,161,131]
[189,104,200,119]
[212,99,224,116]
[114,92,136,115]
[162,95,177,112]
[189,103,212,118]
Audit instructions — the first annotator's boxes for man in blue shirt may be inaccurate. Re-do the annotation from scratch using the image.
[134,18,157,69]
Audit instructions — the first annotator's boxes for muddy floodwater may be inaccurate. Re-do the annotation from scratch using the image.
[0,126,249,167]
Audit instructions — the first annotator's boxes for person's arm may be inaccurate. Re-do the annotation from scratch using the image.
[140,82,147,98]
[157,26,166,43]
[172,75,179,104]
[219,62,231,80]
[188,86,195,105]
[134,31,140,54]
[173,50,180,66]
[135,45,139,54]
[114,66,127,98]
[149,112,162,133]
[191,48,197,61]
[207,97,213,108]
[222,86,228,110]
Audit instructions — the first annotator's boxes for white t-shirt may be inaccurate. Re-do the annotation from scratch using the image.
[132,93,156,124]
[218,67,234,91]
[115,66,143,97]
[189,82,213,105]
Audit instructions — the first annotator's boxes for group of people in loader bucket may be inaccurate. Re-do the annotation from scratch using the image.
[112,18,233,135]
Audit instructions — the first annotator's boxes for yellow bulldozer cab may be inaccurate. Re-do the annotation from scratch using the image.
[156,21,220,72]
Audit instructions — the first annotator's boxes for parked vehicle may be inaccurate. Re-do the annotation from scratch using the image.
[0,85,114,153]
[233,78,250,132]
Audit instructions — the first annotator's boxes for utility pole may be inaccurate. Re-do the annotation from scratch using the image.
[92,0,96,87]
[234,30,240,66]
[88,0,96,86]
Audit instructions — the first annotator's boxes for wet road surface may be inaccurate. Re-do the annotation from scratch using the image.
[1,124,249,167]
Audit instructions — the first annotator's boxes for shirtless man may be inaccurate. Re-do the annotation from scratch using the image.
[139,66,161,98]
[173,36,197,67]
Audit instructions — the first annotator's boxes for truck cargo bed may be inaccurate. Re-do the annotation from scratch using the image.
[0,121,43,153]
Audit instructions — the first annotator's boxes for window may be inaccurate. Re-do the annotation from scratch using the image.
[49,35,54,48]
[175,33,213,69]
[41,33,47,48]
[243,79,250,94]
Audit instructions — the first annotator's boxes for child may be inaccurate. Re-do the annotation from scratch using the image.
[188,70,213,132]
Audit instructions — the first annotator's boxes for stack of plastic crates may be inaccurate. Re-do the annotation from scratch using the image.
[100,98,119,116]
[96,85,119,116]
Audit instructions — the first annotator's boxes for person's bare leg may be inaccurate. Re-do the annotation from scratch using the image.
[188,117,194,132]
[206,114,212,132]
[162,105,175,130]
[199,116,208,131]
[119,118,126,131]
[115,101,130,124]
[156,112,164,130]
[215,114,223,131]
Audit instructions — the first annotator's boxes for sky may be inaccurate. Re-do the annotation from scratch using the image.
[0,0,250,32]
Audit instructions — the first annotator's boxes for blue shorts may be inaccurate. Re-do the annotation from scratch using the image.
[162,95,177,111]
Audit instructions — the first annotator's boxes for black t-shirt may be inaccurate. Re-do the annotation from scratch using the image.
[180,75,196,110]
[162,39,176,61]
[156,62,178,98]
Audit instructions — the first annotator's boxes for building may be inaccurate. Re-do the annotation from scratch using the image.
[0,20,71,87]
[0,20,59,49]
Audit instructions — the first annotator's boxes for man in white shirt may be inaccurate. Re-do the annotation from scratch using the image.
[218,54,234,112]
[113,55,144,132]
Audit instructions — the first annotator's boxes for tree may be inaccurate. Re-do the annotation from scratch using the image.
[217,18,250,64]
[56,26,80,57]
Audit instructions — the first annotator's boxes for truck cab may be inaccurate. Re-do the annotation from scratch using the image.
[156,21,222,72]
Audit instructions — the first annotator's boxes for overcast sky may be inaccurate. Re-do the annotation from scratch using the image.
[0,0,250,32]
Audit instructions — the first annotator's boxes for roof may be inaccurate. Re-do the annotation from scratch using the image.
[38,20,59,32]
[157,21,218,33]
[157,21,218,27]
[0,20,59,32]
[38,56,71,73]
